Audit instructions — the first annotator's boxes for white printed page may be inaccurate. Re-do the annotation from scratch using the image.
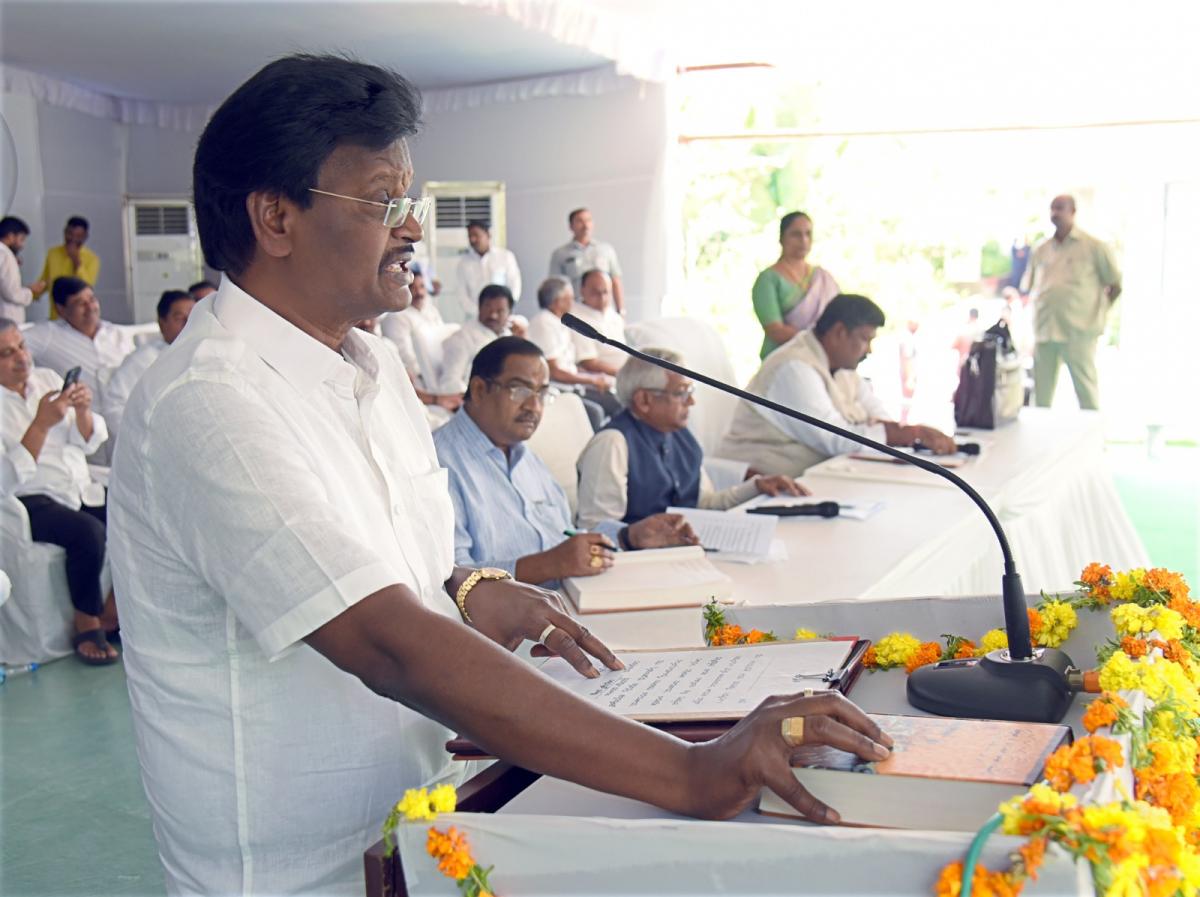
[667,506,777,559]
[537,641,855,722]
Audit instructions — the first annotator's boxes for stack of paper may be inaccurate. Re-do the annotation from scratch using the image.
[562,545,733,613]
[666,506,778,563]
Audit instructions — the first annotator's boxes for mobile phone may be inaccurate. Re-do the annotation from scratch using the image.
[61,366,82,390]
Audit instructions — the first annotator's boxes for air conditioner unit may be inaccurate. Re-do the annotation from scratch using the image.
[123,199,203,324]
[422,181,506,323]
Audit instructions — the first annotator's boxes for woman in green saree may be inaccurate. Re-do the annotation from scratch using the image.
[752,211,840,358]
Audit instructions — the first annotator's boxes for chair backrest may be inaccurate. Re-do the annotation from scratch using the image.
[624,316,739,457]
[526,392,592,516]
[412,323,460,392]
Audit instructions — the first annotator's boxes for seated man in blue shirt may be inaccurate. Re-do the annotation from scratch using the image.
[435,337,697,586]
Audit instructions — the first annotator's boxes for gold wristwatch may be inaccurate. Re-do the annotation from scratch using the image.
[455,567,512,623]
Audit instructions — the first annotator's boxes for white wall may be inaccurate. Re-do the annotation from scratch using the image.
[411,79,670,321]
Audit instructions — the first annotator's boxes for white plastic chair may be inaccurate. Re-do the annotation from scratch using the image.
[412,323,460,395]
[0,495,74,665]
[526,392,593,516]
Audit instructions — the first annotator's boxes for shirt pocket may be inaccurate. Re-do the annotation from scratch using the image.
[405,467,457,600]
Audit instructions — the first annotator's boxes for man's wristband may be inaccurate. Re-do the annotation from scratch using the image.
[617,526,633,551]
[453,567,511,623]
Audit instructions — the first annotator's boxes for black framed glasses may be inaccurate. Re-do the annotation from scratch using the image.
[307,188,433,227]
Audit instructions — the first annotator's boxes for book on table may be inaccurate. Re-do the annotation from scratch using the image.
[758,713,1071,832]
[562,544,734,613]
[447,638,870,758]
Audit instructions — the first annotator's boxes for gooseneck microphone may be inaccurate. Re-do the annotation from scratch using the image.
[562,313,1075,723]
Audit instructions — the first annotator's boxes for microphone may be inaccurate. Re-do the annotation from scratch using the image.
[747,501,841,518]
[561,313,1075,723]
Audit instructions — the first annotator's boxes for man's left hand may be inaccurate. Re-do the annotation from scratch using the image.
[753,475,810,497]
[463,578,624,679]
[64,383,92,410]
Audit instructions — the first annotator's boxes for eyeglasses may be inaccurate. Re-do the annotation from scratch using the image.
[489,380,559,405]
[307,188,433,227]
[646,385,696,401]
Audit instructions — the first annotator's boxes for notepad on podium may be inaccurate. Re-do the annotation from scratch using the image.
[562,545,733,613]
[446,639,870,758]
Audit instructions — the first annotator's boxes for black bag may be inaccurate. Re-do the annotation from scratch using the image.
[953,320,1023,429]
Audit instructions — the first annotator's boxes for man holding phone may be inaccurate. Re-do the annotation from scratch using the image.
[0,318,116,664]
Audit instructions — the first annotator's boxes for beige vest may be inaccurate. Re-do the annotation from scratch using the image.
[720,330,870,476]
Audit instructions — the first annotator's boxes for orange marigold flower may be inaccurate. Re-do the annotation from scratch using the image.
[1168,595,1200,628]
[1081,562,1112,587]
[953,640,977,660]
[1027,607,1043,636]
[905,641,942,673]
[1120,636,1149,659]
[425,826,475,881]
[710,624,744,646]
[1082,697,1121,734]
[934,861,964,897]
[1018,837,1047,882]
[1161,639,1191,668]
[1045,736,1124,791]
[862,646,878,668]
[744,629,769,644]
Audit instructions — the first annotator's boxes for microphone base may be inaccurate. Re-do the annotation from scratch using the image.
[906,648,1075,723]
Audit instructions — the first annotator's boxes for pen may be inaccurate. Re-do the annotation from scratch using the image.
[562,529,581,537]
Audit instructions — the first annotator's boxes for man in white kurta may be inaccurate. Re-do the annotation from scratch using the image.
[455,220,521,319]
[438,284,513,394]
[23,280,136,394]
[109,279,464,895]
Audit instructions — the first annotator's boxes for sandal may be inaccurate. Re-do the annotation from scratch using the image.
[104,626,121,646]
[72,629,120,666]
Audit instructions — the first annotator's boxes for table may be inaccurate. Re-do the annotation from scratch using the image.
[579,408,1147,651]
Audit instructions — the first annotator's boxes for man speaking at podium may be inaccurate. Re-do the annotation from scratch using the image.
[108,55,891,896]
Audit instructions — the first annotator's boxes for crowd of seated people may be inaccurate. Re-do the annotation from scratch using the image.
[0,201,962,669]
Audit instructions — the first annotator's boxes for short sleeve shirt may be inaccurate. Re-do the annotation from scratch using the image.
[1024,229,1121,341]
[107,278,462,896]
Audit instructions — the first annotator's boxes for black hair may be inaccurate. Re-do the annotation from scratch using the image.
[157,289,193,319]
[579,268,609,291]
[813,294,886,337]
[465,219,490,232]
[193,53,422,275]
[568,207,588,226]
[478,283,514,309]
[187,279,218,296]
[779,211,811,240]
[465,336,544,403]
[0,216,30,240]
[66,216,89,231]
[51,276,89,307]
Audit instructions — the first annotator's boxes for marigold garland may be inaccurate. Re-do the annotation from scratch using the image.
[383,786,497,897]
[934,565,1200,897]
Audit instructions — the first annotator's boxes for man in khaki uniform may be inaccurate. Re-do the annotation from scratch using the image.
[1021,195,1121,410]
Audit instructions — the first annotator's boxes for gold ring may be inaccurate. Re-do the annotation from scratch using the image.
[803,687,815,698]
[589,556,603,568]
[537,623,557,644]
[781,717,805,747]
[590,544,602,556]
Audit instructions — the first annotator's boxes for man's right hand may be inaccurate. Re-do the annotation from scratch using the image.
[29,279,47,295]
[683,692,893,822]
[589,373,614,392]
[548,533,615,578]
[32,389,72,430]
[65,245,82,268]
[626,513,699,549]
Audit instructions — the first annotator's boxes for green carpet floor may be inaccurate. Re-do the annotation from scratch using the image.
[2,444,1196,897]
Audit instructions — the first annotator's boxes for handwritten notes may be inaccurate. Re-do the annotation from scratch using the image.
[538,641,856,722]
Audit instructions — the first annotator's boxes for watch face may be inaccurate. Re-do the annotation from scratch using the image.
[481,567,510,579]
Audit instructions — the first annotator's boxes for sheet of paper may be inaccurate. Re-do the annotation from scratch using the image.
[667,506,777,560]
[537,641,855,721]
[731,493,885,522]
[850,447,976,468]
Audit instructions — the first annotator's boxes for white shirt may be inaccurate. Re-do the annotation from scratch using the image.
[108,279,463,897]
[569,302,626,371]
[526,308,588,377]
[0,241,33,323]
[101,337,165,447]
[1,367,108,509]
[574,428,759,535]
[439,317,509,394]
[756,361,890,458]
[380,302,444,380]
[456,247,522,316]
[23,319,137,394]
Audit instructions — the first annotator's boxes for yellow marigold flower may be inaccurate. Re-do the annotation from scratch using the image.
[397,788,436,822]
[978,628,1008,655]
[1113,603,1155,637]
[871,632,922,670]
[1149,606,1186,641]
[1111,571,1142,603]
[1099,651,1143,692]
[1140,659,1200,715]
[1000,783,1076,834]
[1034,600,1077,648]
[793,628,818,641]
[429,783,457,814]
